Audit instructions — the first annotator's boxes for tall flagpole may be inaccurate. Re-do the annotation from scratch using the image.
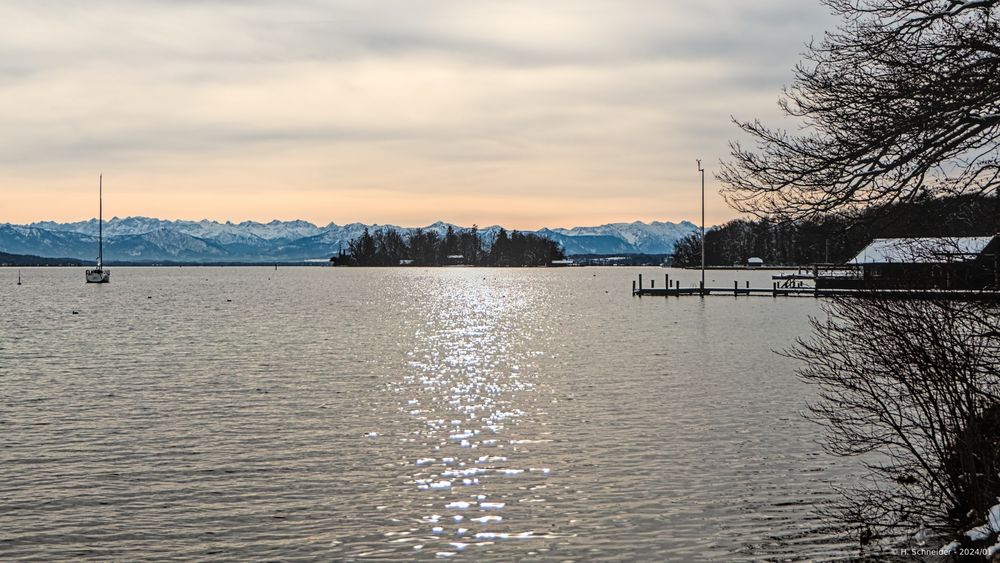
[99,174,103,269]
[697,160,705,294]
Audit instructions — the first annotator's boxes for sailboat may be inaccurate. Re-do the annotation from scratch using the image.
[85,175,111,284]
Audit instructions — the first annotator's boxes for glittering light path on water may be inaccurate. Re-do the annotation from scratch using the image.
[387,273,557,558]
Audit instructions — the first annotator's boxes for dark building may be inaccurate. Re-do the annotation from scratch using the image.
[816,236,1000,290]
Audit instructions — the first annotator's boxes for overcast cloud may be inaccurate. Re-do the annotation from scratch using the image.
[0,0,835,228]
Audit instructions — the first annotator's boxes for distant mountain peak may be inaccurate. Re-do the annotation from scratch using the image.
[1,217,696,261]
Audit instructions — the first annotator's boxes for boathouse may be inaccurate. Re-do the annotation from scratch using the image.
[816,235,1000,290]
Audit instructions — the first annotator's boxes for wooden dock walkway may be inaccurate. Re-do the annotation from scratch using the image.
[635,286,820,297]
[631,273,1000,301]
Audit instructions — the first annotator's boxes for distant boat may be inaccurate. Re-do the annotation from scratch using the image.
[85,175,111,284]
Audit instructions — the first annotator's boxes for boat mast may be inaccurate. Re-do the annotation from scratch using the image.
[697,159,705,294]
[99,174,103,269]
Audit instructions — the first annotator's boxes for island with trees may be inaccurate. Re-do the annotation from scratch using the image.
[339,225,565,267]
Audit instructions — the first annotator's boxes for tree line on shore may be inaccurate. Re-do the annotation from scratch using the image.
[672,193,999,267]
[341,226,565,266]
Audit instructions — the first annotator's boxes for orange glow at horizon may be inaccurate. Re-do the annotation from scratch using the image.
[2,178,731,230]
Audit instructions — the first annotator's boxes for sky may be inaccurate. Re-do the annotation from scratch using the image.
[0,0,836,229]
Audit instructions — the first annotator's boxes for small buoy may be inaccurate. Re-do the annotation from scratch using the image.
[226,299,232,302]
[72,311,79,315]
[147,296,152,299]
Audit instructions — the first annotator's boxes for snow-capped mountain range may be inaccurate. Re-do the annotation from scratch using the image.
[0,217,697,262]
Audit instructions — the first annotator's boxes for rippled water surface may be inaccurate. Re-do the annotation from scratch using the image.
[1,267,862,561]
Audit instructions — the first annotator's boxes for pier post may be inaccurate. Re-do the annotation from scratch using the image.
[639,274,643,292]
[773,281,777,297]
[746,280,749,288]
[699,280,704,296]
[734,280,738,296]
[651,279,655,289]
[632,280,636,295]
[665,274,669,289]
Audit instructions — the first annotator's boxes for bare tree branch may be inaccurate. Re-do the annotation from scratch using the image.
[789,297,1000,551]
[720,0,1000,221]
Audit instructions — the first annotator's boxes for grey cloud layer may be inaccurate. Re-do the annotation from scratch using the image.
[0,0,834,191]
[3,1,830,66]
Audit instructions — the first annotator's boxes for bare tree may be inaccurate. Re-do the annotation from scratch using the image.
[717,1,1000,556]
[790,297,1000,551]
[720,0,1000,221]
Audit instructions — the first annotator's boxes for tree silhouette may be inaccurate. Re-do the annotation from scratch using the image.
[716,0,1000,555]
[347,227,376,265]
[489,228,510,266]
[673,194,1000,267]
[720,0,1000,222]
[408,229,441,266]
[791,298,1000,552]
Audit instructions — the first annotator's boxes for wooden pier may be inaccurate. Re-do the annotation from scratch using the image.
[632,273,1000,301]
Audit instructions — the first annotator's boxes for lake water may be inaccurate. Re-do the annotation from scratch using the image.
[1,266,863,561]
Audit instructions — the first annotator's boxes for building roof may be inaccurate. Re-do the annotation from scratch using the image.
[848,236,996,264]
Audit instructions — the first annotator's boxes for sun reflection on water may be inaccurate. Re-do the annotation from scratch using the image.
[386,270,558,558]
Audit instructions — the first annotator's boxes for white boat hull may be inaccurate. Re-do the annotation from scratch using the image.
[86,269,110,283]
